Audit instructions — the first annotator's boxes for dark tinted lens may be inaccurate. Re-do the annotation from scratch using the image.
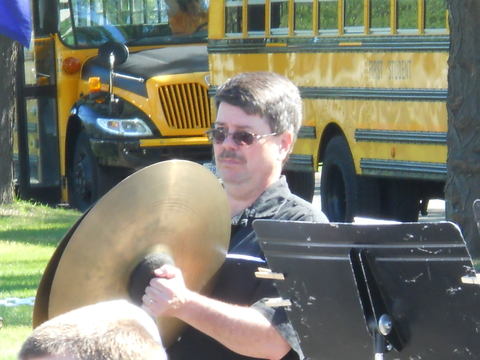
[232,131,255,145]
[207,129,258,146]
[208,128,228,143]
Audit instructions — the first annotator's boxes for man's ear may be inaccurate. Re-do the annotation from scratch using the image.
[278,131,293,162]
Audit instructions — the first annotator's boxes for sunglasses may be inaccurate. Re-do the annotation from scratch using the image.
[205,128,277,146]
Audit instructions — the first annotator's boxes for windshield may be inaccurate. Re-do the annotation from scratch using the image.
[59,0,209,48]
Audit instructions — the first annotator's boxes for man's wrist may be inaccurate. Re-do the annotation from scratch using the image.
[172,288,198,318]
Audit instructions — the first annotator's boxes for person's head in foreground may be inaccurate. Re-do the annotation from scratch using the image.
[18,300,166,360]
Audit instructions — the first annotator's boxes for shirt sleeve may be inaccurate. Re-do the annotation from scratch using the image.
[251,299,304,360]
[248,278,304,359]
[276,194,329,224]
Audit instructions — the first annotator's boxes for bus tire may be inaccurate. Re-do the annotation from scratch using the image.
[320,136,380,222]
[69,131,110,212]
[284,170,315,202]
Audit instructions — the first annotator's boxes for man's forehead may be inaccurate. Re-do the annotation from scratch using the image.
[215,120,254,129]
[216,103,269,129]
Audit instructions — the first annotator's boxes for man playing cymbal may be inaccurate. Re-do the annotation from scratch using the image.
[142,71,329,360]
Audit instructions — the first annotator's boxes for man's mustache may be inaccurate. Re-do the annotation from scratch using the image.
[216,150,246,163]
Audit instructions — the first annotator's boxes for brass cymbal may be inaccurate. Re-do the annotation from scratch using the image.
[45,160,230,346]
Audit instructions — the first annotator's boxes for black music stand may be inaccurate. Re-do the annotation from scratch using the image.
[253,220,480,360]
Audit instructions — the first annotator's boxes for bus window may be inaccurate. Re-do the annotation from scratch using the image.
[128,0,147,23]
[64,0,170,46]
[344,0,364,34]
[61,0,209,48]
[25,39,56,86]
[370,0,390,34]
[294,0,313,34]
[425,0,447,33]
[270,0,289,36]
[225,0,243,36]
[318,0,338,34]
[397,0,418,34]
[248,0,265,35]
[59,0,74,45]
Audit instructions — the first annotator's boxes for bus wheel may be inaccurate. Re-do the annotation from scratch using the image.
[320,136,380,222]
[284,170,315,202]
[69,131,105,211]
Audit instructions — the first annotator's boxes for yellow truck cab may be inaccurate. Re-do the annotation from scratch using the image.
[16,0,212,211]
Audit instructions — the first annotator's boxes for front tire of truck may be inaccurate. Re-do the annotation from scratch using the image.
[69,131,111,212]
[321,136,380,222]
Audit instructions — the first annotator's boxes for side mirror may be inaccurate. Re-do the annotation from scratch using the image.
[97,41,130,116]
[98,41,129,67]
[38,0,59,34]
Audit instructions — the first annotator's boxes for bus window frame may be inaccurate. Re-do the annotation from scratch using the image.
[342,0,364,35]
[316,0,339,36]
[269,0,290,37]
[225,0,244,38]
[368,0,391,35]
[246,0,267,37]
[293,0,314,36]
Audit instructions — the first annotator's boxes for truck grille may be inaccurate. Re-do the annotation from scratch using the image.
[158,83,211,129]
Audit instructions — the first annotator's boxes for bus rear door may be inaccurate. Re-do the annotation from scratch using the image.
[16,26,61,204]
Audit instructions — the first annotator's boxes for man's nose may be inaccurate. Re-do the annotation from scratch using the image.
[220,133,239,148]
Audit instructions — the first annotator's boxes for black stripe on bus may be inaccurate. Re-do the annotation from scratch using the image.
[208,36,449,54]
[360,159,446,180]
[210,85,446,102]
[284,154,314,172]
[355,130,446,145]
[298,126,316,139]
[300,87,446,102]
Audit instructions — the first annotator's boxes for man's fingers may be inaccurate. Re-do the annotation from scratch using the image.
[154,264,179,278]
[145,284,165,298]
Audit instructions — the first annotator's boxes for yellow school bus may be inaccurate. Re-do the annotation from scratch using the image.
[16,0,212,211]
[208,0,448,222]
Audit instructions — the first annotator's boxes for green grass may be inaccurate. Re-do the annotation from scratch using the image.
[0,201,81,360]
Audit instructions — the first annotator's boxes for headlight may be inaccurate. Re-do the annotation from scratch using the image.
[97,118,153,136]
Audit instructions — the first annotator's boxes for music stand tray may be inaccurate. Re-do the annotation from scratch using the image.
[253,220,480,360]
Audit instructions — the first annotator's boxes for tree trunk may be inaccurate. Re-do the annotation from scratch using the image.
[446,1,480,257]
[0,34,19,205]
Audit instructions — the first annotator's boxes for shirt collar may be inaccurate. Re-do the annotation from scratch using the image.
[231,176,290,224]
